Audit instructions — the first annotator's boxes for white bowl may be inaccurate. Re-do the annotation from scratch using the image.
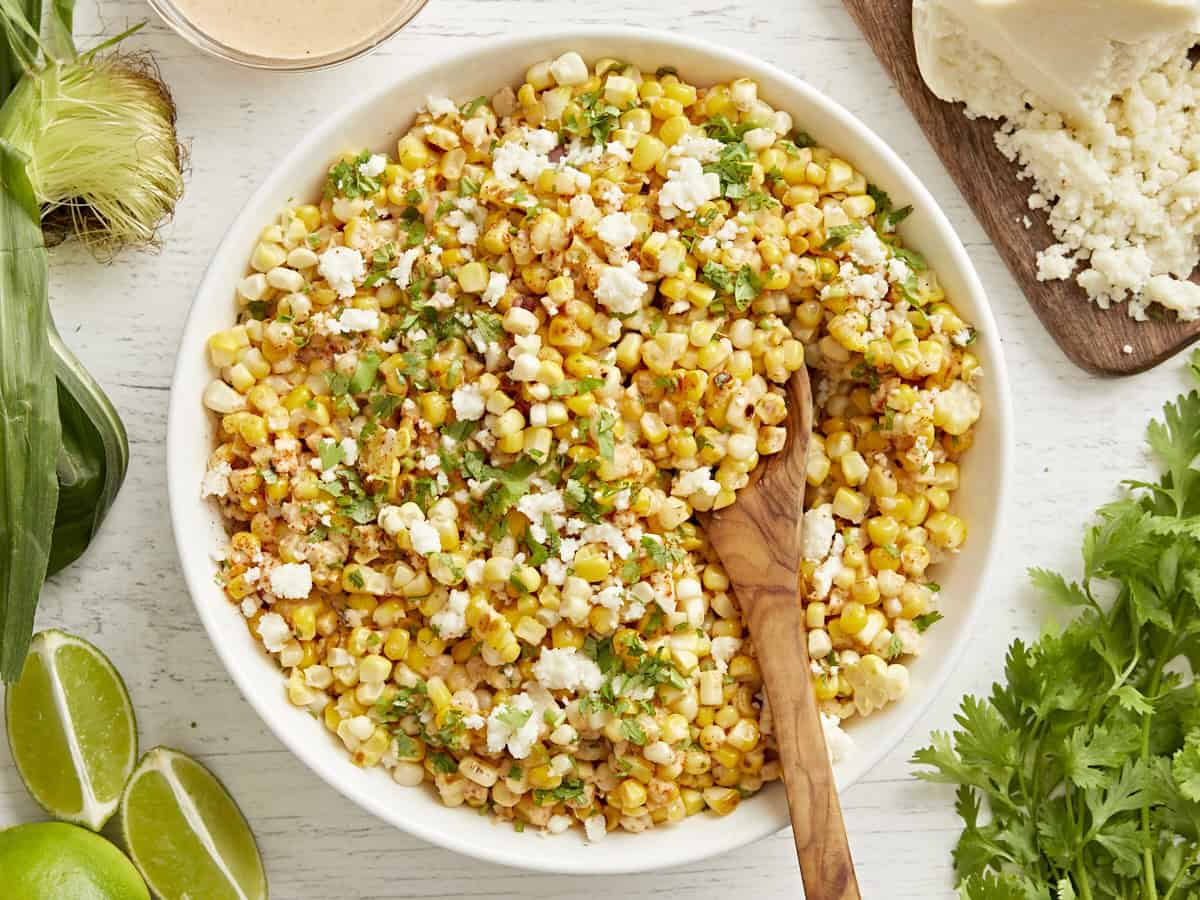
[167,26,1013,875]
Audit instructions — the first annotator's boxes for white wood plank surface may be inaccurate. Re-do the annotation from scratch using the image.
[1,1,1191,896]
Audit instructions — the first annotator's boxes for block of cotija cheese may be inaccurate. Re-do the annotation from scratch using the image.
[914,0,1200,320]
[916,0,1199,125]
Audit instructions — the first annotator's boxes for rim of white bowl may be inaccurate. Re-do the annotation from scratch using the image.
[168,25,1014,875]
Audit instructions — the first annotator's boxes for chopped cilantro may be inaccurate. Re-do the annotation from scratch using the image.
[733,265,762,310]
[461,95,489,117]
[564,89,619,145]
[324,150,381,200]
[821,222,865,251]
[641,535,683,571]
[867,183,914,233]
[533,778,585,806]
[913,611,944,633]
[704,141,753,200]
[594,410,616,462]
[349,352,381,394]
[472,310,504,344]
[442,419,480,443]
[703,115,754,144]
[428,751,458,774]
[495,705,532,731]
[700,260,734,294]
[621,718,647,746]
[318,439,344,470]
[788,129,816,149]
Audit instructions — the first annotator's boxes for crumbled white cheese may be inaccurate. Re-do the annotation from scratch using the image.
[486,693,541,758]
[710,636,743,672]
[358,154,387,178]
[801,504,837,561]
[337,307,379,332]
[849,227,888,268]
[201,461,232,498]
[596,212,638,249]
[430,589,469,640]
[821,712,854,763]
[916,0,1200,318]
[579,522,635,559]
[669,133,724,163]
[658,157,722,219]
[595,261,647,315]
[481,271,508,306]
[672,466,721,498]
[451,383,486,421]
[605,140,632,162]
[408,519,442,556]
[517,491,565,542]
[340,437,358,466]
[269,563,312,600]
[318,246,365,298]
[492,128,559,186]
[257,613,291,653]
[425,95,458,117]
[810,534,845,600]
[594,585,625,613]
[532,647,604,693]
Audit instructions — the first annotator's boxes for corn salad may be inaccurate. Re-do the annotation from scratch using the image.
[201,52,983,838]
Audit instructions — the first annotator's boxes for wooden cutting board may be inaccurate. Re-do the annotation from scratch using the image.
[841,0,1200,375]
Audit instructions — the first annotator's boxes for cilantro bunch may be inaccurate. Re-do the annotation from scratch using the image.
[914,356,1200,900]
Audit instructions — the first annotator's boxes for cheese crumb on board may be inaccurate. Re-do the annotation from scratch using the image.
[914,0,1200,321]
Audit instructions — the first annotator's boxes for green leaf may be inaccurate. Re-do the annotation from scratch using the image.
[1174,729,1200,802]
[821,222,864,251]
[913,611,943,633]
[1028,568,1090,608]
[318,439,344,470]
[699,260,734,294]
[494,704,531,731]
[460,95,488,118]
[1146,389,1200,517]
[0,0,42,102]
[733,266,761,310]
[703,115,753,144]
[703,141,753,200]
[0,141,58,681]
[620,717,646,746]
[46,323,128,575]
[349,351,381,394]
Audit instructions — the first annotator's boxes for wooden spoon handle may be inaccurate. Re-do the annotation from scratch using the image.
[749,587,859,899]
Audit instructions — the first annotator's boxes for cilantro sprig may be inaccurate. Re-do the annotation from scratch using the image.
[913,352,1200,900]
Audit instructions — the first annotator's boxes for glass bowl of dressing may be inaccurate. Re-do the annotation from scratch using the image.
[148,0,429,70]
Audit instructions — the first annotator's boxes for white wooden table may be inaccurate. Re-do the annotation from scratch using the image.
[2,0,1190,896]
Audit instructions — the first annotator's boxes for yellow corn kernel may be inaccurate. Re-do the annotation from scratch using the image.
[631,134,667,172]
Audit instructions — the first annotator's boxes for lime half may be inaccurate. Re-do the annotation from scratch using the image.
[120,746,268,900]
[5,629,138,830]
[0,821,149,900]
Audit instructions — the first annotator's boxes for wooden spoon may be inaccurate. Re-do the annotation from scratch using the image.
[699,366,860,898]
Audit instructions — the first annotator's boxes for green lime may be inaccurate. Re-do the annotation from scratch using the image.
[5,629,137,830]
[0,821,149,900]
[120,747,267,900]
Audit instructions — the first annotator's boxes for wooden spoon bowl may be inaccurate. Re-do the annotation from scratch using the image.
[699,366,860,899]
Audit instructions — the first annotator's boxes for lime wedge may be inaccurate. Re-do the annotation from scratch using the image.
[120,747,268,900]
[0,821,149,900]
[5,629,137,830]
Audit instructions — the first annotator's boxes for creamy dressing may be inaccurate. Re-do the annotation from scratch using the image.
[171,0,408,61]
